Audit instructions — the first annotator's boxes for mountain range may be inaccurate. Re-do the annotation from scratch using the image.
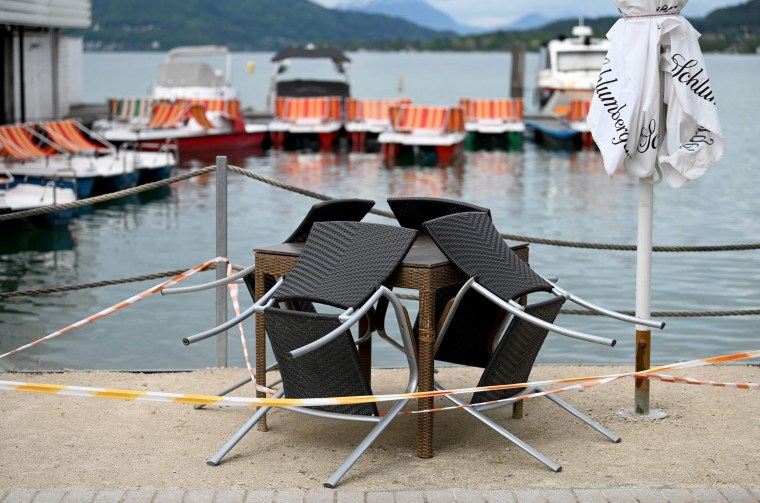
[337,0,569,34]
[82,0,759,53]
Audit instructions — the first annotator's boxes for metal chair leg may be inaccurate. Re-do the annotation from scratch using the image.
[436,383,561,472]
[541,388,621,443]
[207,389,285,466]
[196,362,280,410]
[195,375,253,410]
[324,398,411,488]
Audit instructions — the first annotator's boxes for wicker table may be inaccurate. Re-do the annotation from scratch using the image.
[253,235,529,459]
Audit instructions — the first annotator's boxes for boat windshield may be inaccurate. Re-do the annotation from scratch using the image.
[557,51,607,72]
[158,61,224,88]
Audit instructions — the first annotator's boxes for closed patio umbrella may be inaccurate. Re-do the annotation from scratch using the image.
[587,0,724,414]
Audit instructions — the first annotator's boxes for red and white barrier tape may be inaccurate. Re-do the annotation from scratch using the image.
[0,257,226,361]
[0,350,757,411]
[0,256,274,395]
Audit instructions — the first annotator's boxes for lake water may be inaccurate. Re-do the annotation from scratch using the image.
[1,51,759,371]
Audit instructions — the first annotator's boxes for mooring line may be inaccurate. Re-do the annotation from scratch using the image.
[0,166,214,222]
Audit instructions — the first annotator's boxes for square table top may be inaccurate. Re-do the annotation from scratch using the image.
[255,235,528,269]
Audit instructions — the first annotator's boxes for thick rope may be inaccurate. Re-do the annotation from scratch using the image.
[225,165,760,252]
[0,264,247,300]
[1,272,758,317]
[3,162,759,316]
[0,166,215,222]
[226,165,397,218]
[5,162,759,251]
[497,234,760,253]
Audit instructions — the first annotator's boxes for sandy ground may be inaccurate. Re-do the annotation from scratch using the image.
[1,365,758,491]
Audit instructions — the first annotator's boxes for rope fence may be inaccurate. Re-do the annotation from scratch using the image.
[2,161,760,319]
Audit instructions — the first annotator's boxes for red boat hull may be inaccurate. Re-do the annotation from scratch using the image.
[176,131,266,152]
[136,131,266,154]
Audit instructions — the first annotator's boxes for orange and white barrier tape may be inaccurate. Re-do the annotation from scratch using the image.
[0,256,274,396]
[225,262,274,395]
[0,257,227,361]
[0,350,757,411]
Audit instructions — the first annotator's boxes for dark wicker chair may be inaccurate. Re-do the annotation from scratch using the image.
[165,198,376,405]
[242,198,375,300]
[422,212,665,472]
[190,221,419,488]
[382,197,497,347]
[387,196,490,234]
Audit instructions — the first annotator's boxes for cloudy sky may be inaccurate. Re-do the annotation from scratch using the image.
[313,0,745,29]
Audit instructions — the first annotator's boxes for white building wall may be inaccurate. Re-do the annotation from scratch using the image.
[0,0,90,28]
[15,32,54,121]
[64,36,83,106]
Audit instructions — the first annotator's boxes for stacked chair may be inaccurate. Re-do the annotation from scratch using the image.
[170,196,665,485]
[387,197,664,472]
[167,198,376,404]
[178,220,420,488]
[420,209,664,471]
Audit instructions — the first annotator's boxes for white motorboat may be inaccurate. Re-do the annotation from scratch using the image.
[536,22,610,117]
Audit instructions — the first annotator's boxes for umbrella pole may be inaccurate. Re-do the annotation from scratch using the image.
[634,177,654,414]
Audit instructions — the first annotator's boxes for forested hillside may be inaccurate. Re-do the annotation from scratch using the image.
[85,0,446,51]
[84,0,760,53]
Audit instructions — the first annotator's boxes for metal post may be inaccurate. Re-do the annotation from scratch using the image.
[634,177,653,414]
[510,43,525,99]
[50,28,60,119]
[216,156,228,367]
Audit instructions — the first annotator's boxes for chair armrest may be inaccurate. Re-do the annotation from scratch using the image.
[162,263,256,295]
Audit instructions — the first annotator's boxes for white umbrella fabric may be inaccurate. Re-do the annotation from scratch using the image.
[587,0,723,413]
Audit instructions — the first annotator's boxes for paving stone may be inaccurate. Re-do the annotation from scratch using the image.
[719,489,757,503]
[425,490,456,503]
[31,491,65,503]
[275,491,306,503]
[4,491,37,503]
[573,489,607,503]
[513,490,546,503]
[394,491,423,503]
[335,492,364,503]
[123,489,156,503]
[748,489,760,502]
[213,490,246,503]
[61,491,95,503]
[154,490,186,503]
[245,492,275,503]
[304,492,335,503]
[629,488,667,503]
[365,493,393,503]
[660,489,696,503]
[93,491,126,503]
[720,487,757,503]
[543,489,576,503]
[453,489,487,503]
[483,491,517,503]
[691,489,728,503]
[185,491,216,503]
[602,489,636,503]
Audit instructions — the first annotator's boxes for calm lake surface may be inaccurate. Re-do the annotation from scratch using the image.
[1,51,759,371]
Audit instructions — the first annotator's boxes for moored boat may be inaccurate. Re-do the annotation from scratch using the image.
[378,105,466,167]
[345,98,411,152]
[459,98,525,151]
[267,45,351,150]
[269,96,343,150]
[0,167,77,228]
[0,122,176,197]
[527,22,609,149]
[93,46,267,154]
